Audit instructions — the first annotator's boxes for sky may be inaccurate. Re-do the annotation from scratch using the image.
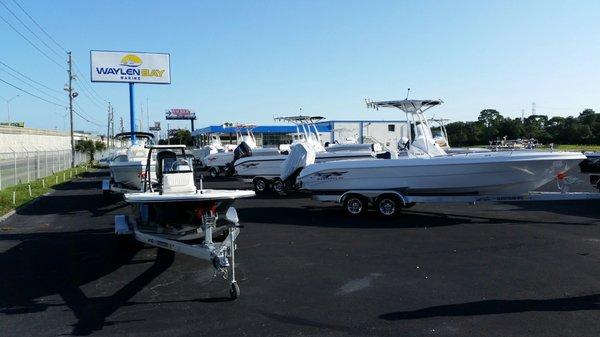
[1,0,599,134]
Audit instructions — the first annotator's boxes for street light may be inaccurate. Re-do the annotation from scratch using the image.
[0,94,20,126]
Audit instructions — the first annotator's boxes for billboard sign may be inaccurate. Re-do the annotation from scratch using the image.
[165,108,196,120]
[149,122,161,131]
[90,50,171,84]
[0,122,24,127]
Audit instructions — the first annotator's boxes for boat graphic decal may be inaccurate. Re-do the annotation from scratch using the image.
[315,171,347,180]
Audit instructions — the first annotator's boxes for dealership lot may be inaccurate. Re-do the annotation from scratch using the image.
[0,170,599,336]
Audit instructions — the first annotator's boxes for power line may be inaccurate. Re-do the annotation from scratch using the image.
[0,0,64,59]
[74,79,105,108]
[0,12,65,70]
[73,108,103,127]
[10,0,67,53]
[73,60,107,103]
[0,66,64,103]
[74,82,105,109]
[0,76,66,107]
[3,0,110,112]
[0,59,63,94]
[74,101,103,124]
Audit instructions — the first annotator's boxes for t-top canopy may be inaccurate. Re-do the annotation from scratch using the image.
[366,99,443,114]
[114,131,155,140]
[274,116,325,124]
[146,144,186,149]
[222,122,257,130]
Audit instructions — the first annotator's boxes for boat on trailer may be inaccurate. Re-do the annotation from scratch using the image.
[116,145,255,299]
[297,99,595,216]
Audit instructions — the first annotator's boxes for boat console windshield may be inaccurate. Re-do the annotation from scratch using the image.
[366,99,447,157]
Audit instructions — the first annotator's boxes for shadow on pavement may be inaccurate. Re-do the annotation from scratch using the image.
[239,206,467,229]
[505,200,600,219]
[379,294,600,320]
[0,228,174,336]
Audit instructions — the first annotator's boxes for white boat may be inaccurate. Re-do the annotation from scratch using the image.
[325,128,383,153]
[297,99,586,200]
[202,124,279,177]
[121,145,255,299]
[192,134,230,166]
[233,116,376,192]
[109,132,156,190]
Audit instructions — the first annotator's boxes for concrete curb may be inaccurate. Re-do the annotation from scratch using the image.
[0,191,54,224]
[0,171,93,224]
[0,209,16,223]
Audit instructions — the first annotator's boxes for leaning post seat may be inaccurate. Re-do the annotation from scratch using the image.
[162,171,196,194]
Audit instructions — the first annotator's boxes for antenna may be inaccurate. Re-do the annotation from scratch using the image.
[405,88,411,100]
[531,102,536,116]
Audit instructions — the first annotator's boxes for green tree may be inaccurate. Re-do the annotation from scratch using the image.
[75,139,107,163]
[524,115,550,143]
[477,109,504,141]
[161,129,193,146]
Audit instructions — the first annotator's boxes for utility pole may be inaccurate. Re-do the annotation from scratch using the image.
[120,117,124,133]
[140,103,144,131]
[107,102,111,148]
[146,97,150,134]
[110,105,115,148]
[67,51,75,168]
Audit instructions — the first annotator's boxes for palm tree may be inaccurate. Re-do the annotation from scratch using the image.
[75,139,107,163]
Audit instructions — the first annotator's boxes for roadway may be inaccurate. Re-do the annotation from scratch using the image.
[0,170,599,336]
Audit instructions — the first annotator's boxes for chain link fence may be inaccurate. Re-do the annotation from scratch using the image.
[0,149,90,190]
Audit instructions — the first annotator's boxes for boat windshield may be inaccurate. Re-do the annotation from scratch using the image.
[162,157,193,173]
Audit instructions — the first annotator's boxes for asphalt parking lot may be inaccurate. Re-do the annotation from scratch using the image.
[0,170,599,336]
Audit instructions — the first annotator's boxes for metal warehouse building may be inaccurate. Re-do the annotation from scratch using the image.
[192,120,407,148]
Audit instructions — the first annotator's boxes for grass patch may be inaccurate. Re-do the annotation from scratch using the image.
[472,144,600,152]
[544,144,600,152]
[0,165,93,217]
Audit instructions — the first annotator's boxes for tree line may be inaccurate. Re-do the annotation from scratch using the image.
[443,108,599,146]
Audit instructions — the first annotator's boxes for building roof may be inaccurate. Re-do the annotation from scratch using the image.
[192,120,405,136]
[192,124,331,136]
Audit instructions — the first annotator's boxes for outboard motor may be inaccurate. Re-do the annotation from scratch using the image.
[280,143,316,188]
[225,141,253,175]
[376,151,392,159]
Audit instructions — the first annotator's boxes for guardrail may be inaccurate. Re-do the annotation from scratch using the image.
[0,149,90,190]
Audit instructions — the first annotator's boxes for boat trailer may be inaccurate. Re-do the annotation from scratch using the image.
[114,206,243,299]
[314,189,600,217]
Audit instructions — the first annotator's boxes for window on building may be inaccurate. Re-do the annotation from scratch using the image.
[388,124,395,132]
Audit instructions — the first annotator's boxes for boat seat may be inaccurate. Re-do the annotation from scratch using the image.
[162,171,196,194]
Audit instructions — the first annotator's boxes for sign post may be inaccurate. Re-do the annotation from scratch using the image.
[129,83,135,143]
[91,50,171,144]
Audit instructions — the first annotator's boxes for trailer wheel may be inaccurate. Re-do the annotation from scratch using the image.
[253,178,269,193]
[272,178,285,194]
[209,167,220,178]
[230,281,240,300]
[376,195,402,217]
[343,194,368,216]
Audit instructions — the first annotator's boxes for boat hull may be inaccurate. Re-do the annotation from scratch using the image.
[297,151,586,196]
[110,161,155,190]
